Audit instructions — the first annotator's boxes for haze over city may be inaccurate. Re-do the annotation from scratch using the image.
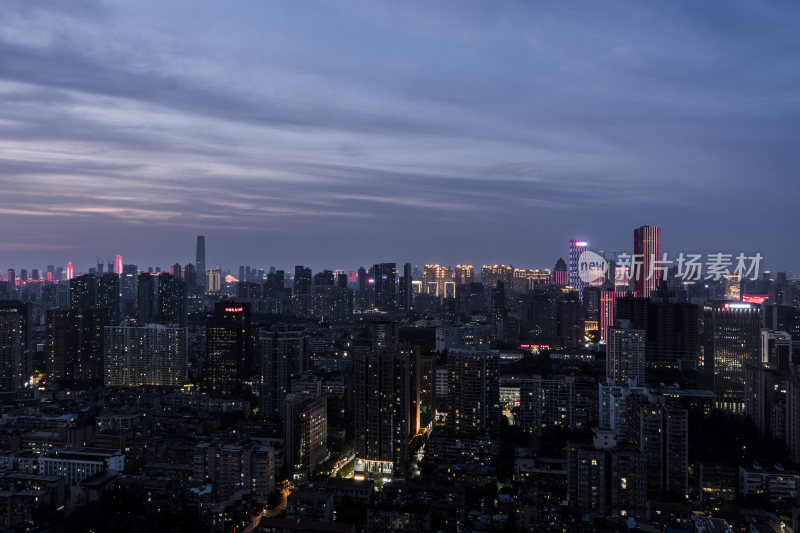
[2,0,799,270]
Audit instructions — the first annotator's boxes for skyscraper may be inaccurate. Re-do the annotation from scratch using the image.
[372,263,397,311]
[205,302,254,396]
[137,273,156,324]
[607,320,646,385]
[294,266,312,296]
[552,258,568,286]
[284,393,327,481]
[97,273,120,323]
[703,301,761,412]
[0,301,31,391]
[104,324,187,387]
[447,349,500,436]
[398,262,412,310]
[568,239,588,296]
[0,313,25,391]
[196,235,206,289]
[115,254,123,276]
[157,273,186,326]
[259,330,310,419]
[633,225,661,298]
[354,345,420,479]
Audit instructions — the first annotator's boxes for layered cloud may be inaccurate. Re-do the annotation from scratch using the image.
[0,0,798,270]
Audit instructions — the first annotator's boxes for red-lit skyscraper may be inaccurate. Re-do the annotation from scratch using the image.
[552,258,568,286]
[599,289,627,343]
[115,254,123,276]
[66,262,74,280]
[633,225,661,298]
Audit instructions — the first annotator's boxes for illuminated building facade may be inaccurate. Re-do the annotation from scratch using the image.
[447,349,500,436]
[423,265,452,296]
[703,301,761,412]
[553,258,568,286]
[606,320,646,384]
[633,225,661,298]
[104,324,187,387]
[568,239,588,296]
[354,346,420,479]
[284,393,327,481]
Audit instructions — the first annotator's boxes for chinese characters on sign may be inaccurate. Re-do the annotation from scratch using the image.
[613,252,763,282]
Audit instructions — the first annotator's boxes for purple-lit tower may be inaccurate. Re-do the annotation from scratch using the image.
[568,239,588,295]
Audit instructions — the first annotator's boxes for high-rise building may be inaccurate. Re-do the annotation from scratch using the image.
[294,266,312,296]
[192,442,274,505]
[553,258,568,286]
[120,264,138,316]
[785,366,800,463]
[137,273,156,324]
[519,375,594,434]
[284,393,327,481]
[633,225,661,298]
[97,273,120,323]
[46,308,110,385]
[104,324,187,387]
[372,263,397,311]
[66,262,74,281]
[115,254,123,276]
[5,270,15,297]
[423,265,452,297]
[70,274,98,310]
[703,301,761,413]
[0,300,31,389]
[354,345,420,479]
[259,330,310,419]
[157,273,186,326]
[447,349,500,436]
[206,268,222,293]
[490,281,506,342]
[761,329,792,371]
[205,302,253,396]
[398,263,413,310]
[0,313,25,390]
[568,239,588,295]
[195,236,206,289]
[607,320,646,385]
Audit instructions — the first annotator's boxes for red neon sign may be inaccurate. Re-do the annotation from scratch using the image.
[224,307,244,313]
[742,294,768,304]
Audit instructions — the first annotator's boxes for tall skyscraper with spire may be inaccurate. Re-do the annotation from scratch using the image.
[196,235,206,290]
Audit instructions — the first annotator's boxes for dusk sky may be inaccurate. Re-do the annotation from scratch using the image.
[1,0,799,273]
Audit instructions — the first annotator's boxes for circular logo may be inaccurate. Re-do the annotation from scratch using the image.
[578,251,608,284]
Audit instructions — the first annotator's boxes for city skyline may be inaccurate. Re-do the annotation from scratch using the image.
[1,1,799,269]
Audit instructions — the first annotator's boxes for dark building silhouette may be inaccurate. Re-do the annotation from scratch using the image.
[372,263,397,312]
[46,308,109,385]
[447,349,500,436]
[294,266,312,296]
[157,273,186,326]
[354,345,421,479]
[196,235,206,289]
[97,273,120,323]
[0,300,31,390]
[137,273,156,324]
[205,302,253,396]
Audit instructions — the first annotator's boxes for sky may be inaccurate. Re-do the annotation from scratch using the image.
[1,0,799,273]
